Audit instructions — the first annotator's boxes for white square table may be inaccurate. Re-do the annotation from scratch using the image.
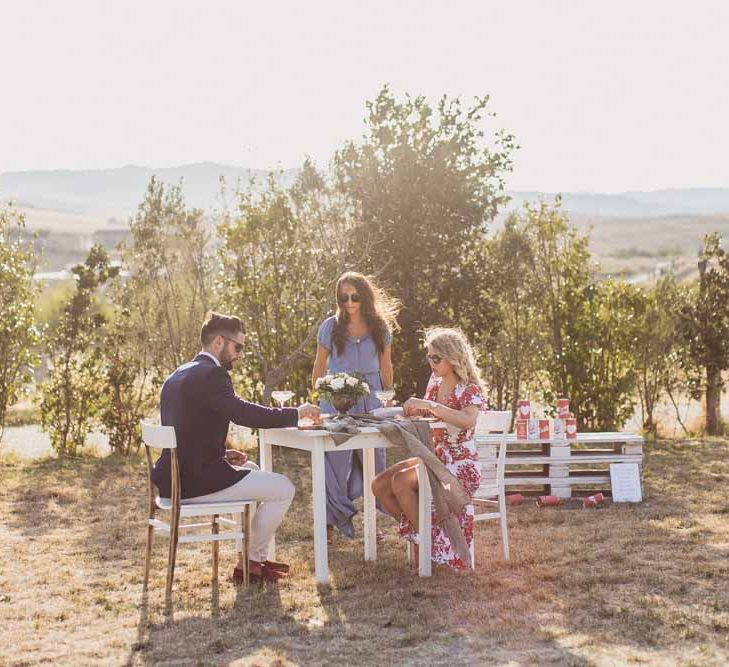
[259,425,433,584]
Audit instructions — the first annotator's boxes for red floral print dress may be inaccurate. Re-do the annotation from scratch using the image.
[399,375,485,569]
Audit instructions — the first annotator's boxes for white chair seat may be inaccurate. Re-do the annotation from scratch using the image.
[156,497,255,517]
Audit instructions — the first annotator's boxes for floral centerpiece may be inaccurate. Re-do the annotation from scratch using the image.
[315,372,370,416]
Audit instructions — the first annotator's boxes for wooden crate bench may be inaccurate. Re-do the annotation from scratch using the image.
[475,431,645,499]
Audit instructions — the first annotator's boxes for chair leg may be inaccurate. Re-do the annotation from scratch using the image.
[212,514,219,586]
[243,505,251,586]
[499,492,510,561]
[165,510,180,614]
[143,522,154,592]
[470,536,476,570]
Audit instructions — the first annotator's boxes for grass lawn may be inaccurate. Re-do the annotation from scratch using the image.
[1,439,728,666]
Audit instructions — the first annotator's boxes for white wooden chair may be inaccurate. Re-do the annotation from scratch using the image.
[472,410,513,562]
[141,421,255,612]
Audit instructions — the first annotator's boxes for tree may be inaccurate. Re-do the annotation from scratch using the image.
[0,204,40,440]
[463,213,540,414]
[333,86,516,396]
[123,177,213,384]
[217,162,353,403]
[40,246,118,456]
[633,276,686,436]
[98,282,156,455]
[523,201,639,430]
[678,233,729,435]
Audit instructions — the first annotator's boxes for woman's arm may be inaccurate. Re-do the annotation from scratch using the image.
[311,344,330,388]
[403,397,480,430]
[379,343,394,389]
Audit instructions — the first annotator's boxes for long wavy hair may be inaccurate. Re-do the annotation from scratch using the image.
[424,327,485,392]
[331,272,400,357]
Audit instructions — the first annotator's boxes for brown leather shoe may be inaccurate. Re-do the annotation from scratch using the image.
[264,559,290,573]
[248,560,288,583]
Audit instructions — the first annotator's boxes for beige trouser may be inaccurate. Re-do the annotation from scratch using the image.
[182,462,295,562]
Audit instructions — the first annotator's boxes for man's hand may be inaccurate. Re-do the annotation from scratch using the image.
[226,449,248,466]
[297,402,321,422]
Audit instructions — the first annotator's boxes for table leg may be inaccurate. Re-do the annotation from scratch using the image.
[363,447,377,561]
[417,462,432,577]
[311,440,330,584]
[258,430,275,560]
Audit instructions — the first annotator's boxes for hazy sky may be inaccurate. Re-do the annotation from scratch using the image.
[1,0,727,192]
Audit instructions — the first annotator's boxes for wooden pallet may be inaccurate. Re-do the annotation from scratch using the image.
[475,431,644,499]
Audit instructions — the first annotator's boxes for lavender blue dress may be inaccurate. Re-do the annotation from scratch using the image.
[318,316,391,537]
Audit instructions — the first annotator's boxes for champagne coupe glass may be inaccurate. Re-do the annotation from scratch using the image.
[374,388,396,404]
[271,390,295,407]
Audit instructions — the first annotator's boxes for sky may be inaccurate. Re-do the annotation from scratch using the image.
[1,0,727,192]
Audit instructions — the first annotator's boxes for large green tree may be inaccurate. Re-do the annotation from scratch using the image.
[333,86,516,396]
[0,205,40,440]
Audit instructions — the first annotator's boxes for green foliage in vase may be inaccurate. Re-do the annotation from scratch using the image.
[0,204,41,440]
[40,245,118,456]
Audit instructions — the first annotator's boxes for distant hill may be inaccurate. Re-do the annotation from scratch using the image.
[2,162,728,220]
[0,162,297,221]
[505,188,729,217]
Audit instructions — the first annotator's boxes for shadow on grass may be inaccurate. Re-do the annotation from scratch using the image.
[1,438,728,664]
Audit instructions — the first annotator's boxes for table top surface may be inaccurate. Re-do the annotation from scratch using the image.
[262,423,644,445]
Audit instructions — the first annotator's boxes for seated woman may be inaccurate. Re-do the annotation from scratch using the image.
[372,327,485,570]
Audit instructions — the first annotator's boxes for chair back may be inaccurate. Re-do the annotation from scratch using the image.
[140,421,181,508]
[141,422,177,449]
[476,410,512,436]
[475,410,511,490]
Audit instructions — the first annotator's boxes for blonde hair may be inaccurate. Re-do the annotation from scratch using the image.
[424,327,485,392]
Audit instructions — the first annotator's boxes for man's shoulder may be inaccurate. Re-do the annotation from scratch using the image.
[164,357,225,387]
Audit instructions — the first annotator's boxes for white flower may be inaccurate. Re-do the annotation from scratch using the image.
[315,377,323,389]
[345,376,359,387]
[362,383,370,394]
[331,377,345,391]
[323,375,333,384]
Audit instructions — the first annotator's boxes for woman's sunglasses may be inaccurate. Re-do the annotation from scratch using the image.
[426,353,444,365]
[338,293,361,304]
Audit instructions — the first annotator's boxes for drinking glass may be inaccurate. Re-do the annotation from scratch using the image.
[374,389,395,404]
[271,390,295,407]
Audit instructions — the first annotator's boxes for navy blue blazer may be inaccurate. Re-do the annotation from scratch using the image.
[151,354,298,499]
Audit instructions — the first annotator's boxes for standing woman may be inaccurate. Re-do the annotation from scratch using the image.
[312,272,399,538]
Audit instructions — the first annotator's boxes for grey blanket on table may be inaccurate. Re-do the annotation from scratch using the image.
[322,414,472,567]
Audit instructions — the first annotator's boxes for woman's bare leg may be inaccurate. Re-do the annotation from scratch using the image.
[372,458,419,519]
[390,464,420,530]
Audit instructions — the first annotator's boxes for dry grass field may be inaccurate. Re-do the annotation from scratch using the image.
[1,439,728,667]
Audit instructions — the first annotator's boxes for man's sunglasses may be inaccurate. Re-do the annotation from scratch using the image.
[426,353,444,365]
[338,293,361,304]
[222,335,245,353]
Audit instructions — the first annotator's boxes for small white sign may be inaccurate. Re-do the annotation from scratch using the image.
[610,463,643,502]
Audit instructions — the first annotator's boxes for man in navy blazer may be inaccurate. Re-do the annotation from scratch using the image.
[152,311,319,583]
